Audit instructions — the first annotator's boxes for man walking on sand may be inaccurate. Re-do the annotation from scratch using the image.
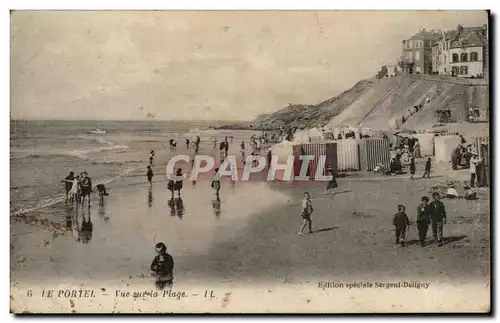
[429,192,447,246]
[422,157,432,178]
[299,192,314,235]
[323,167,338,195]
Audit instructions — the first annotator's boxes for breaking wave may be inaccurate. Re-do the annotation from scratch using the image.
[10,144,129,161]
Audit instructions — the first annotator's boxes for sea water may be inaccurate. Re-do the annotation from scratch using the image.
[10,120,254,215]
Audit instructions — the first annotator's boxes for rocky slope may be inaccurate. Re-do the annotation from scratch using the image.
[250,78,377,129]
[251,74,489,132]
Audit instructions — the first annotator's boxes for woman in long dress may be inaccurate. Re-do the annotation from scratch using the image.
[68,177,80,205]
[413,140,422,159]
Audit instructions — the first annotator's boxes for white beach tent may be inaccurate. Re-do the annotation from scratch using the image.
[293,129,310,143]
[435,135,462,163]
[413,133,435,156]
[307,127,323,142]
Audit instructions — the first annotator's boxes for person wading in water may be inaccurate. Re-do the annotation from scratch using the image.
[61,171,75,203]
[80,171,93,208]
[147,165,154,184]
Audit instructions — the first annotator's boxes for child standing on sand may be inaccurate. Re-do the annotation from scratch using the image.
[409,157,416,180]
[150,242,174,290]
[422,157,432,178]
[299,192,314,235]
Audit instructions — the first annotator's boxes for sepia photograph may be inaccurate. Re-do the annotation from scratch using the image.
[9,10,490,313]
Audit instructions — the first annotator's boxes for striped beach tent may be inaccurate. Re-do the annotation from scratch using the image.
[336,139,360,171]
[359,138,391,171]
[296,142,337,179]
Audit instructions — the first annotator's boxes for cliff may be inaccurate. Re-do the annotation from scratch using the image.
[252,74,489,132]
[251,78,378,129]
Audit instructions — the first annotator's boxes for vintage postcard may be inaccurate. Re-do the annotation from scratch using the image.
[10,10,490,313]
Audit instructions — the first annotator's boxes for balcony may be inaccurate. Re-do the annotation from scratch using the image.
[400,59,415,66]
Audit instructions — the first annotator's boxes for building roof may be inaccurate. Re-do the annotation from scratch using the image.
[450,30,487,48]
[443,26,486,41]
[409,30,441,41]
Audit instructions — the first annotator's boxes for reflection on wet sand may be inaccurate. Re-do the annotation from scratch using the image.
[148,185,153,208]
[79,209,93,244]
[11,179,291,282]
[175,197,185,219]
[68,207,94,243]
[167,196,185,219]
[98,203,109,222]
[212,195,221,218]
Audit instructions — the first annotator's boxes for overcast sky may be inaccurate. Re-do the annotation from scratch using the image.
[10,10,487,121]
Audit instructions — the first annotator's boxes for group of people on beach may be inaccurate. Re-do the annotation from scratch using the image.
[144,133,226,219]
[62,171,108,208]
[392,192,447,247]
[301,187,449,248]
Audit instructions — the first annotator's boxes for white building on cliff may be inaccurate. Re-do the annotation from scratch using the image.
[432,24,488,78]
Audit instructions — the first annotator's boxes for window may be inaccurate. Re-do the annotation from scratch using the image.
[452,66,459,76]
[460,53,468,62]
[444,55,447,63]
[460,66,468,75]
[452,53,459,63]
[437,110,452,123]
[470,52,478,61]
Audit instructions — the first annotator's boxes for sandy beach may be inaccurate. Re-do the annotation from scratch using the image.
[10,150,490,312]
